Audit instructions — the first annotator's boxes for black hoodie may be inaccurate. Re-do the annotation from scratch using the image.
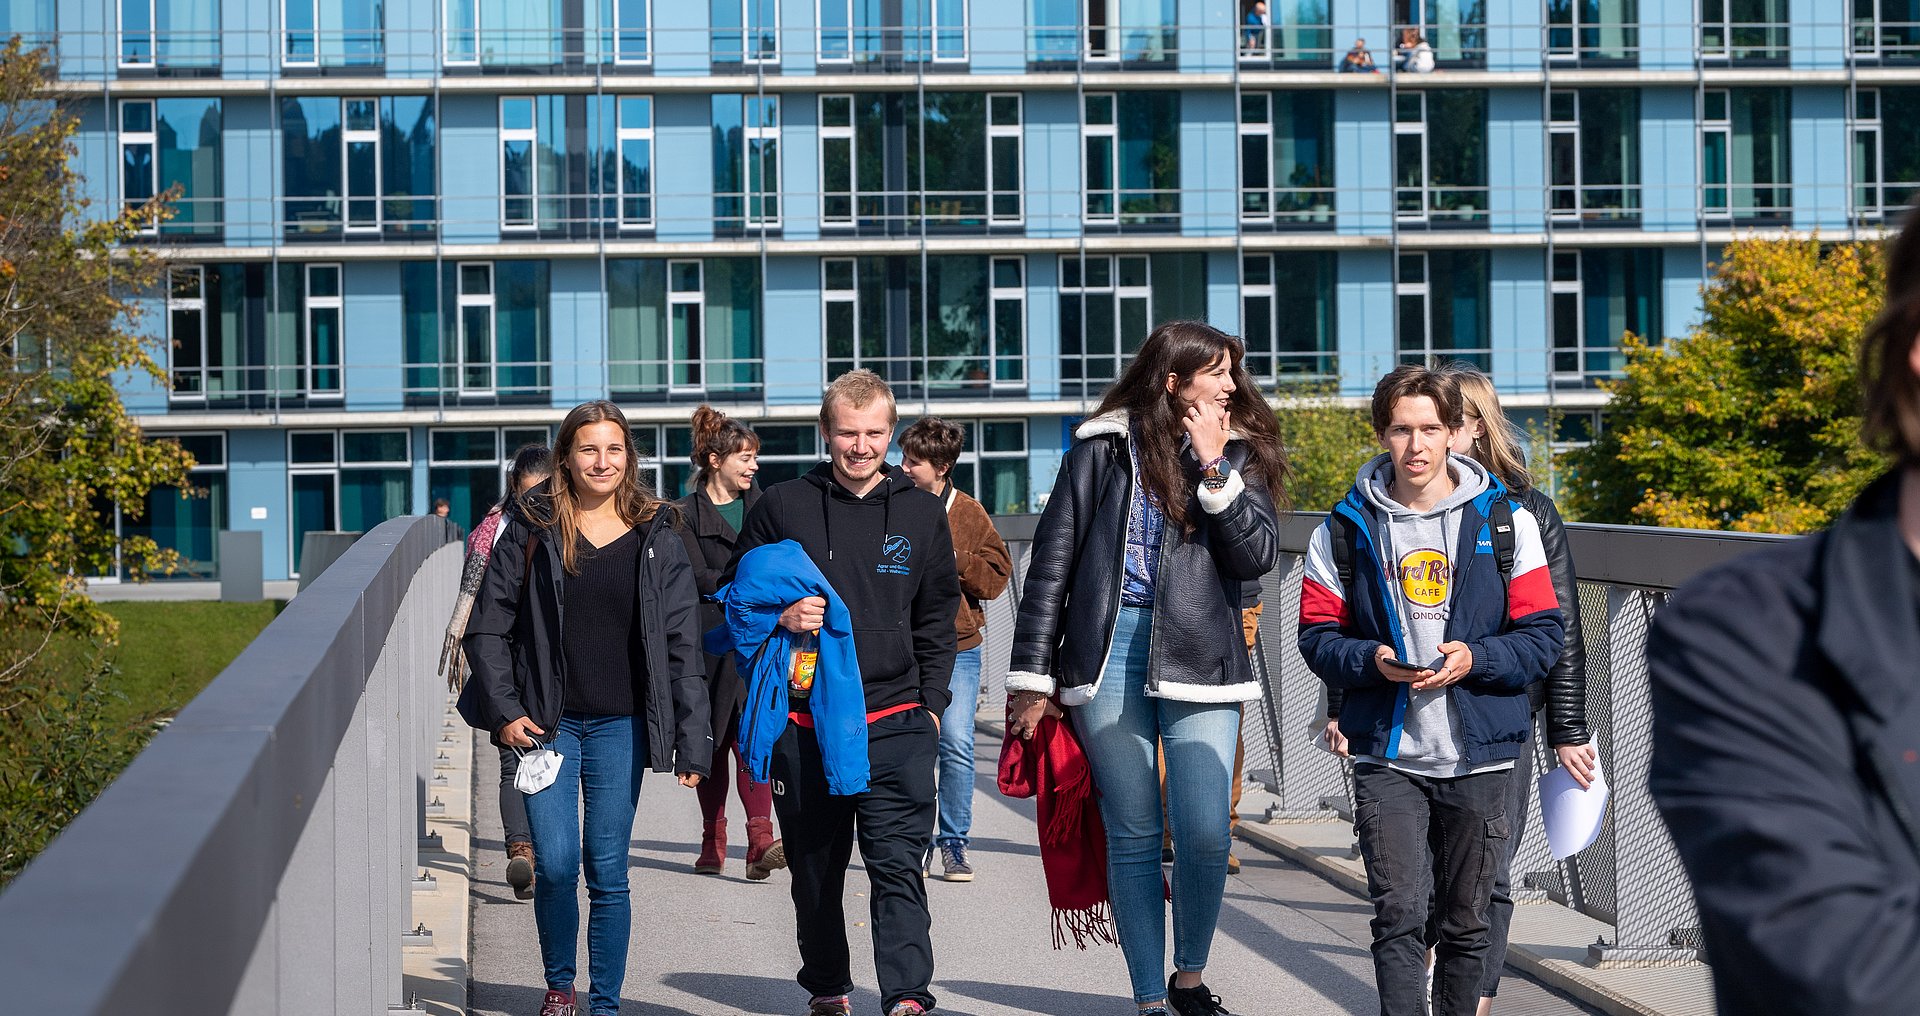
[728,462,962,717]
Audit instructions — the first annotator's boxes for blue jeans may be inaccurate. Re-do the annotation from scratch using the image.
[1070,606,1242,1005]
[934,645,983,846]
[521,711,646,1015]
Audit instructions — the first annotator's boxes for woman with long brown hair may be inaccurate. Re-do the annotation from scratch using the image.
[1004,321,1284,1016]
[459,399,712,1016]
[674,404,785,880]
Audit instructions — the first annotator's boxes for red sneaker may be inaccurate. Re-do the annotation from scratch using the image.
[538,988,575,1016]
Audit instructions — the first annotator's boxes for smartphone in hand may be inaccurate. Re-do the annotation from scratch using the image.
[1379,656,1430,673]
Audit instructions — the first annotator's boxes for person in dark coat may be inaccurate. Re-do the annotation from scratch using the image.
[459,400,711,1016]
[1647,208,1920,1016]
[675,404,784,880]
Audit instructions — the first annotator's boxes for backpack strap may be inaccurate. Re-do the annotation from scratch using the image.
[1329,511,1359,593]
[1487,497,1516,604]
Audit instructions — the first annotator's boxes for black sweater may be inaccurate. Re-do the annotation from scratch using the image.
[728,463,961,716]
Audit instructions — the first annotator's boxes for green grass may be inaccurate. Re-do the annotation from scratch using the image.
[32,600,284,733]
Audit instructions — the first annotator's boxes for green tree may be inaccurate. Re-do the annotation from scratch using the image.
[1275,386,1380,512]
[0,40,195,881]
[1561,237,1889,533]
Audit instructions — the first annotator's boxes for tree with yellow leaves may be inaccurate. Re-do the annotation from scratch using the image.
[1561,237,1890,533]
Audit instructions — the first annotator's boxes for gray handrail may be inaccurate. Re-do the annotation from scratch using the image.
[0,514,459,1014]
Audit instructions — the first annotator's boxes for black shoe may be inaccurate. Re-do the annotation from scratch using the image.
[1166,975,1234,1016]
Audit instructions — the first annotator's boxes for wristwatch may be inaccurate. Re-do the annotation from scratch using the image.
[1201,455,1232,491]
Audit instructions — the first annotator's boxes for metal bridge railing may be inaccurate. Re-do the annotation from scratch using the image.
[984,511,1790,967]
[0,514,462,1014]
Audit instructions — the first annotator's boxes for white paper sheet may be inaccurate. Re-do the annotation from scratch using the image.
[1537,758,1609,861]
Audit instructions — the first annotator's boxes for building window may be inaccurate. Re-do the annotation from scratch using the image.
[1060,254,1148,389]
[616,96,654,229]
[1854,1,1920,61]
[714,95,780,229]
[1239,91,1334,226]
[614,0,650,63]
[988,257,1026,385]
[819,92,1021,230]
[1083,92,1180,226]
[399,261,549,401]
[1702,0,1788,62]
[4,0,56,51]
[713,0,778,63]
[1393,90,1486,226]
[1548,89,1641,222]
[500,96,545,231]
[455,263,496,395]
[282,0,382,67]
[819,255,1024,394]
[1852,87,1920,220]
[934,420,1030,515]
[1550,249,1660,388]
[822,257,884,380]
[820,0,967,64]
[427,426,552,531]
[117,433,226,579]
[1084,0,1175,63]
[1396,251,1489,370]
[1237,0,1333,64]
[120,0,219,69]
[1547,0,1637,63]
[1242,253,1335,381]
[119,97,223,238]
[1392,0,1484,66]
[288,430,412,575]
[1701,88,1789,222]
[303,264,343,398]
[281,96,436,236]
[656,422,818,498]
[167,266,208,399]
[606,258,763,399]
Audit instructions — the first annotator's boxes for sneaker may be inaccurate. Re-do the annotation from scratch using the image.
[507,841,535,900]
[921,847,932,878]
[885,1002,929,1016]
[806,994,852,1016]
[938,842,974,883]
[1166,974,1235,1016]
[538,988,576,1016]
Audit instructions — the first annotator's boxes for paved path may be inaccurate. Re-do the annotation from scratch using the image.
[470,727,1601,1015]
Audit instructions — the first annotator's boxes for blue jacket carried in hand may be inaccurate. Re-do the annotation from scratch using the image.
[705,540,868,795]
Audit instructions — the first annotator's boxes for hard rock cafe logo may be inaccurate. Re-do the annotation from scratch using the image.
[1397,549,1451,608]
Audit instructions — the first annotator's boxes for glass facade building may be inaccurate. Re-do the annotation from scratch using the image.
[4,0,1910,579]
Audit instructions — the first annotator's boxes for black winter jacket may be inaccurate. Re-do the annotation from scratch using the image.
[457,493,714,777]
[1647,471,1920,1015]
[675,486,760,750]
[729,463,962,717]
[1007,411,1279,705]
[1324,485,1592,748]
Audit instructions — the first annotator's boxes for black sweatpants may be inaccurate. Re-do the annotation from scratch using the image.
[770,707,939,1011]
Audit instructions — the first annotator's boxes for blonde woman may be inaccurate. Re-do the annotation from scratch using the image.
[460,400,712,1016]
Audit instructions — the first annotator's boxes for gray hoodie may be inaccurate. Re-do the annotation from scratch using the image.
[1352,452,1516,779]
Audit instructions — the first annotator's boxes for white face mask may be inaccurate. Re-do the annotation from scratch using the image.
[513,740,563,795]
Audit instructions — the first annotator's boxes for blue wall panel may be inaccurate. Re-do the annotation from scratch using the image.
[222,96,274,244]
[971,0,1028,72]
[1490,248,1548,391]
[227,428,291,581]
[781,91,820,241]
[438,93,501,244]
[1790,0,1847,70]
[1335,248,1394,395]
[1639,87,1698,232]
[1485,0,1543,72]
[1024,250,1061,402]
[1024,90,1082,239]
[762,255,823,405]
[1488,87,1544,233]
[343,261,404,411]
[1791,86,1848,231]
[549,259,607,406]
[1662,244,1707,342]
[1334,87,1392,235]
[657,94,717,242]
[655,0,711,75]
[1180,89,1237,237]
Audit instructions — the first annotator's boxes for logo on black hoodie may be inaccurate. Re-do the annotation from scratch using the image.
[877,534,913,575]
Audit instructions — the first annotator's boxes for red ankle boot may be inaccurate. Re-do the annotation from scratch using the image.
[744,816,785,881]
[695,818,726,874]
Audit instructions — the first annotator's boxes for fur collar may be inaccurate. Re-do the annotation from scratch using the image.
[1073,408,1247,442]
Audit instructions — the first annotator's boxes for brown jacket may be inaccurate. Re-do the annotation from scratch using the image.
[944,487,1012,651]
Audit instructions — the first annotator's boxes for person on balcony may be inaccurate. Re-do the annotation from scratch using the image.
[1241,1,1269,55]
[440,442,553,902]
[897,416,1013,884]
[724,369,960,1016]
[675,405,785,882]
[1298,365,1563,1016]
[1005,321,1284,1016]
[458,400,712,1016]
[1341,37,1380,72]
[1647,208,1920,1016]
[1396,28,1435,73]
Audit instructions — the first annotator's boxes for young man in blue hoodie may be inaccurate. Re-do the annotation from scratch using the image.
[728,369,960,1016]
[1297,365,1564,1016]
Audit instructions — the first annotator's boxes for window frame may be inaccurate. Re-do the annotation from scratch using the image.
[1549,89,1581,220]
[987,92,1023,226]
[445,0,479,65]
[1852,86,1886,218]
[819,94,857,228]
[305,263,345,400]
[713,0,780,64]
[119,0,156,68]
[120,99,158,233]
[500,96,539,232]
[1239,92,1272,223]
[166,264,208,402]
[1083,92,1118,224]
[1549,251,1583,386]
[614,0,653,65]
[1395,252,1431,364]
[455,261,497,397]
[1393,92,1431,223]
[668,259,706,394]
[988,255,1025,388]
[820,256,869,384]
[343,98,382,233]
[286,428,413,577]
[1700,88,1732,218]
[1057,253,1150,385]
[283,0,317,67]
[617,96,655,230]
[741,96,781,228]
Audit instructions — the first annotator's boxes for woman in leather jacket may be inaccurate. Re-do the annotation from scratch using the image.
[1005,321,1284,1016]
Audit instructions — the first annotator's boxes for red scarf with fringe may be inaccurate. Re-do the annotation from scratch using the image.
[996,708,1118,950]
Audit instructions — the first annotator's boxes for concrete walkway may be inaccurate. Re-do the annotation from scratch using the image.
[469,727,1601,1016]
